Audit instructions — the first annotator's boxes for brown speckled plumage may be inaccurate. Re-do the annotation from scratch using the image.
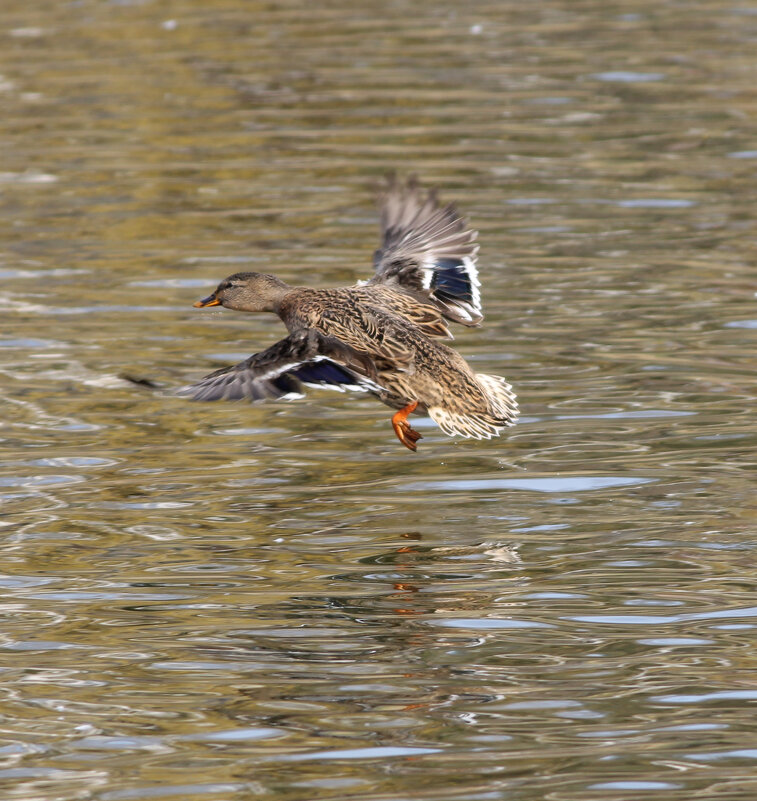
[180,177,518,450]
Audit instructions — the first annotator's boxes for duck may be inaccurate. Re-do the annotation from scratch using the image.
[180,177,518,451]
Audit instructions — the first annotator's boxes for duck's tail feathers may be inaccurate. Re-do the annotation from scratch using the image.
[476,373,519,424]
[427,373,518,440]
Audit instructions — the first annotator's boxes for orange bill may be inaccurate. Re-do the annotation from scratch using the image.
[193,294,221,308]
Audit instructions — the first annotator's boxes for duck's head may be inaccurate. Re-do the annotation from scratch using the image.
[194,272,290,313]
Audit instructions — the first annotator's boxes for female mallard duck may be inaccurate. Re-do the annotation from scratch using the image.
[181,178,518,451]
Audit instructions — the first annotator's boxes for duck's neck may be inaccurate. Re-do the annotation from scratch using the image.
[276,286,317,328]
[249,275,292,314]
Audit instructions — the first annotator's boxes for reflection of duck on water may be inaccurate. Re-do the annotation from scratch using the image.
[182,177,518,451]
[334,536,522,619]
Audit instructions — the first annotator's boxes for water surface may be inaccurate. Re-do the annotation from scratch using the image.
[1,1,757,800]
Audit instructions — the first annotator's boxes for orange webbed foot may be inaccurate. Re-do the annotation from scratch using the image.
[391,401,422,452]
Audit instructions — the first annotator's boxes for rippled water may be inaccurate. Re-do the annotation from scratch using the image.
[2,1,757,799]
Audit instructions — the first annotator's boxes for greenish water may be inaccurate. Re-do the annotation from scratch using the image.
[2,1,757,800]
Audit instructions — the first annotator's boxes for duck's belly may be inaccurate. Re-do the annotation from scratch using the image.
[372,364,460,414]
[375,386,428,413]
[372,341,485,416]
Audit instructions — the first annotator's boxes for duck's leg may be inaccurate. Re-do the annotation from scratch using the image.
[391,401,423,452]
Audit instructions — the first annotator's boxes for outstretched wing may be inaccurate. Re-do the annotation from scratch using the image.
[369,176,482,327]
[179,329,382,402]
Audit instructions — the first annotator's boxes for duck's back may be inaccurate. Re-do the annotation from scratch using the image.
[279,286,433,365]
